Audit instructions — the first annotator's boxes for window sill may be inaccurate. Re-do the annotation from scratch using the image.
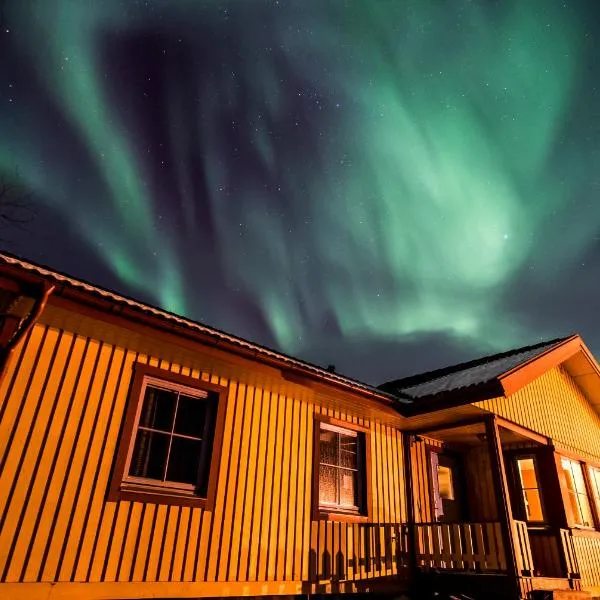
[317,511,369,523]
[109,483,210,509]
[571,527,600,538]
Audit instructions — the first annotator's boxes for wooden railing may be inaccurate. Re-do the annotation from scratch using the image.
[559,528,580,579]
[415,522,506,572]
[528,528,562,577]
[308,522,408,582]
[513,519,534,576]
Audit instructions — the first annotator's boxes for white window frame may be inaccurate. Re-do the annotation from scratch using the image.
[561,457,594,528]
[123,375,211,495]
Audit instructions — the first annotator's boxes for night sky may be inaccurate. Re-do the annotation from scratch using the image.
[1,0,600,385]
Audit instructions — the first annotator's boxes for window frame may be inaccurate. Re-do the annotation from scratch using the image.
[560,456,595,529]
[588,465,600,527]
[109,363,228,508]
[312,414,372,523]
[514,454,546,524]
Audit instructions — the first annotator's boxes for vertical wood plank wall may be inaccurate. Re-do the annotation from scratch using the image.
[0,318,405,589]
[464,446,498,522]
[571,535,600,589]
[410,438,439,523]
[476,366,600,459]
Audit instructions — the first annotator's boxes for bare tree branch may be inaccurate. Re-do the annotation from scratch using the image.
[0,172,37,237]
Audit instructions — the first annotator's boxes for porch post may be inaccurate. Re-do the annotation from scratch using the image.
[403,434,418,578]
[485,415,521,594]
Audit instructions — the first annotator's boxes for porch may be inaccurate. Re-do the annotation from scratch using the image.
[407,415,583,598]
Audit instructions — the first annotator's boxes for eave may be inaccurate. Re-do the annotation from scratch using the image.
[0,252,405,412]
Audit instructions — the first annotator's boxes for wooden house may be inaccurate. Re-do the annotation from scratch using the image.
[1,252,600,600]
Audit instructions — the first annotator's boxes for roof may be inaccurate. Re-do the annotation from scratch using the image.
[379,336,572,401]
[3,251,598,419]
[0,252,405,407]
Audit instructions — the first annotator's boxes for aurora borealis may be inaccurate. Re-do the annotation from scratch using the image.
[1,0,599,383]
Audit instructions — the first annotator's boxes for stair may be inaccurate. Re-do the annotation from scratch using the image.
[529,590,591,600]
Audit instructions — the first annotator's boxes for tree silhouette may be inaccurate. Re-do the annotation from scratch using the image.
[0,172,36,238]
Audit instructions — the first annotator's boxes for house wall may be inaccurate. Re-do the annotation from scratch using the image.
[475,366,600,461]
[476,366,600,590]
[0,303,406,598]
[464,445,498,522]
[410,438,437,523]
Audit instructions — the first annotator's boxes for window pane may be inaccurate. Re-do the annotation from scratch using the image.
[139,386,177,431]
[571,462,587,494]
[174,394,207,438]
[517,458,538,489]
[339,434,358,469]
[339,468,358,507]
[590,468,600,515]
[320,429,338,466]
[166,437,202,485]
[579,493,594,528]
[129,430,169,479]
[569,491,582,524]
[591,468,600,497]
[524,489,544,521]
[438,466,454,500]
[319,464,339,505]
[562,460,576,493]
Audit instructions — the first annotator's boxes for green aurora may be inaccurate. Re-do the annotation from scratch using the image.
[1,0,599,381]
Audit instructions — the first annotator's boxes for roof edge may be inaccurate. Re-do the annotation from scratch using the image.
[401,379,505,416]
[498,334,582,396]
[378,335,572,394]
[0,252,406,409]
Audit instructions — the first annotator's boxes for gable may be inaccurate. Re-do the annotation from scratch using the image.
[475,365,600,459]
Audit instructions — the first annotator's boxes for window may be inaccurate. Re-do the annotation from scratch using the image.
[561,457,594,527]
[317,421,366,516]
[431,452,456,520]
[438,465,454,500]
[516,457,544,522]
[589,466,600,520]
[110,364,227,507]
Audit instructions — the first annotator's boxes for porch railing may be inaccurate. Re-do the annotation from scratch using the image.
[308,522,408,582]
[415,522,506,572]
[559,528,580,579]
[512,519,534,576]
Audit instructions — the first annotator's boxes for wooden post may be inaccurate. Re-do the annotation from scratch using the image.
[549,449,582,579]
[485,416,522,598]
[403,434,418,580]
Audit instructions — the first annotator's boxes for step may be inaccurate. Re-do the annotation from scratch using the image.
[529,590,591,600]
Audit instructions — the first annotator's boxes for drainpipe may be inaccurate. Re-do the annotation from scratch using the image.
[0,281,55,379]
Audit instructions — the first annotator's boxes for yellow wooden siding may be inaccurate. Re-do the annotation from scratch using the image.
[571,535,600,589]
[476,366,600,460]
[0,319,405,588]
[409,438,442,524]
[464,445,498,521]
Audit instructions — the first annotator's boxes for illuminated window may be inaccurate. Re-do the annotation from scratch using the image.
[561,458,594,527]
[516,458,544,522]
[431,452,455,519]
[318,423,365,514]
[438,466,454,500]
